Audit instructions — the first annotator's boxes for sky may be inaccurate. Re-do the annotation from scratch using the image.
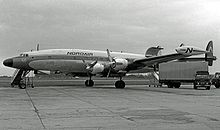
[0,0,220,76]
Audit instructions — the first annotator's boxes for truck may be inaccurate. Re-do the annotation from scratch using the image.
[159,61,211,89]
[194,71,211,90]
[211,72,220,88]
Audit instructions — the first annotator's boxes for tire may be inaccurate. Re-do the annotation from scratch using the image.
[193,83,197,90]
[85,80,94,87]
[18,83,26,89]
[174,83,181,88]
[115,80,125,89]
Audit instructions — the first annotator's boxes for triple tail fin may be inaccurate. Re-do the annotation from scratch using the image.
[145,46,163,57]
[205,41,216,66]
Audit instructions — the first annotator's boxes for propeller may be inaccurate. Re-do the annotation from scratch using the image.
[106,49,116,77]
[82,60,98,74]
[82,49,115,77]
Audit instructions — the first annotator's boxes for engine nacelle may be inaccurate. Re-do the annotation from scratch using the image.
[113,58,128,71]
[90,63,105,74]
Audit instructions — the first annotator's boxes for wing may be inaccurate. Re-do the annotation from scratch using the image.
[133,53,186,66]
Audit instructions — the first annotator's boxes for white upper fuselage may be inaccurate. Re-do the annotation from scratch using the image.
[22,49,145,59]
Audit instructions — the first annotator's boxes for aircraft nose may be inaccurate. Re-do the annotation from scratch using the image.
[3,58,13,67]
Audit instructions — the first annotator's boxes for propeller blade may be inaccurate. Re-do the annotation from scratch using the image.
[82,60,91,76]
[107,68,111,78]
[106,49,113,62]
[82,60,98,72]
[106,49,117,78]
[106,49,113,77]
[86,61,97,70]
[37,44,40,51]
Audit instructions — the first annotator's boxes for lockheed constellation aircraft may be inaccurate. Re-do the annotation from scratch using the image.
[3,41,214,89]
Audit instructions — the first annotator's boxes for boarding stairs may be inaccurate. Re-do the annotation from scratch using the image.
[11,69,33,89]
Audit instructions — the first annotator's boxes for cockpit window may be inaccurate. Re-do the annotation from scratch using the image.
[20,54,29,57]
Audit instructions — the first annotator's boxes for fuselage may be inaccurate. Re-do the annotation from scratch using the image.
[3,49,149,74]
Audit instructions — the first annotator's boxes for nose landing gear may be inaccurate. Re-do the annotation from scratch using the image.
[115,80,125,88]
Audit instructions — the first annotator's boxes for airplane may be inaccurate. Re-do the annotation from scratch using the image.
[3,41,215,89]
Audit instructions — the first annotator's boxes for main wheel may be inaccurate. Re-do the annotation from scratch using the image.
[174,83,181,88]
[18,83,26,89]
[115,80,125,89]
[85,80,94,87]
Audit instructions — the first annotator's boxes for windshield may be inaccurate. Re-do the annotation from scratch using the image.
[20,54,29,57]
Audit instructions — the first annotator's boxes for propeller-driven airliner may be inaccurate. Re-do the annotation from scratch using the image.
[3,41,215,89]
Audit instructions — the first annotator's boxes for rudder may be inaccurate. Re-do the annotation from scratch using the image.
[205,41,215,66]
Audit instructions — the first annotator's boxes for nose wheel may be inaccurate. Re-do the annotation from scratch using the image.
[115,80,125,89]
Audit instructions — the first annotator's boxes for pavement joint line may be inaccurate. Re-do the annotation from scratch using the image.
[25,89,46,129]
[52,88,138,124]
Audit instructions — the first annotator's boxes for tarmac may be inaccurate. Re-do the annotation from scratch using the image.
[0,80,220,130]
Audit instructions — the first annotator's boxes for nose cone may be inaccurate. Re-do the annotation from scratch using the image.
[3,58,13,67]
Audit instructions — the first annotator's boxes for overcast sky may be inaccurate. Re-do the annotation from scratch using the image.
[0,0,220,76]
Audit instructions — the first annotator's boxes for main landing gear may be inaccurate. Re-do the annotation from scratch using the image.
[85,76,94,87]
[84,76,126,89]
[115,77,125,89]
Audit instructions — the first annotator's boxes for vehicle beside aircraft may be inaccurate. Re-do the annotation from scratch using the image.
[159,61,211,89]
[3,41,214,89]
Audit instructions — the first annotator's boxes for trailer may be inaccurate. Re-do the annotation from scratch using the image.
[159,61,210,89]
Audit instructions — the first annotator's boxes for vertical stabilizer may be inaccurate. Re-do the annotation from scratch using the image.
[145,46,163,57]
[205,41,214,66]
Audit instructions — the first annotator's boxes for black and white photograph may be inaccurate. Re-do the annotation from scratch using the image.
[0,0,220,129]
